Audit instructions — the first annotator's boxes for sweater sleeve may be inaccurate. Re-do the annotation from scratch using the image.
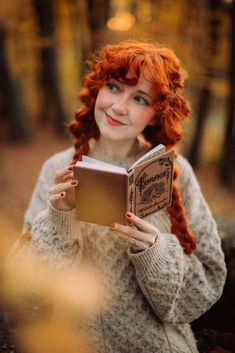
[128,156,227,324]
[5,150,84,281]
[4,152,84,324]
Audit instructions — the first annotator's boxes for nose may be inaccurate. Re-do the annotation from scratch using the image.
[112,97,128,116]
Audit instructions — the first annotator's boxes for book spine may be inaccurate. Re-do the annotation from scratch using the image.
[126,169,135,217]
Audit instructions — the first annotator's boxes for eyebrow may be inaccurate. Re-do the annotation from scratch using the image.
[137,90,154,100]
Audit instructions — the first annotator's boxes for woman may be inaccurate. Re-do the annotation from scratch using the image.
[6,40,226,353]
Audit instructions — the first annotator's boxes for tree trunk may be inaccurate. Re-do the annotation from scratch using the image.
[0,25,31,141]
[67,0,93,77]
[88,0,106,49]
[220,0,235,187]
[32,0,68,134]
[188,0,221,168]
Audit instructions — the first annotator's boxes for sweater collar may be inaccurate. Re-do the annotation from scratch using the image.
[89,137,151,169]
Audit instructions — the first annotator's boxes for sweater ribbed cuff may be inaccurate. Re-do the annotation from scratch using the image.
[128,233,183,278]
[46,203,80,241]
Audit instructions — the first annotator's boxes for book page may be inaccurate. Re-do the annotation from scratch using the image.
[76,159,127,174]
[129,144,165,170]
[82,155,113,166]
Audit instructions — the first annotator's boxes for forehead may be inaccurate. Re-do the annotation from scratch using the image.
[130,74,155,94]
[125,72,154,92]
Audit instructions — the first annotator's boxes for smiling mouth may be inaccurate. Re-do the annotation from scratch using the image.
[105,113,126,126]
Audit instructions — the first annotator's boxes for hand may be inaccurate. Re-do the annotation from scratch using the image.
[49,165,79,211]
[109,212,160,252]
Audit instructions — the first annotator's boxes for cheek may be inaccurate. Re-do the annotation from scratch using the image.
[134,111,155,129]
[94,92,103,111]
[95,88,110,110]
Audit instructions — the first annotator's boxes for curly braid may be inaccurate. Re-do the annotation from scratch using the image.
[68,40,196,254]
[168,165,196,254]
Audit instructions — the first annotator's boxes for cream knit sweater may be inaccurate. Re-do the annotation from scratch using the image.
[8,146,226,353]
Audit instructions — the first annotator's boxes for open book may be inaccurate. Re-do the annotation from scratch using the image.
[73,144,174,226]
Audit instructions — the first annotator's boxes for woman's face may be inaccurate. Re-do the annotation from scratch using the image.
[94,75,156,144]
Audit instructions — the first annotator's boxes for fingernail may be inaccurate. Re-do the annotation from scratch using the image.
[68,166,73,171]
[109,223,116,230]
[126,212,132,218]
[71,180,78,185]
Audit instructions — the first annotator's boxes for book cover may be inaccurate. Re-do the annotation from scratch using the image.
[73,146,174,226]
[131,150,174,218]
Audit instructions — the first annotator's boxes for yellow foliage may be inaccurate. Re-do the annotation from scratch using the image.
[14,321,93,353]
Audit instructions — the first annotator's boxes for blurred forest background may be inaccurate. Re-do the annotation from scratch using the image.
[0,0,235,245]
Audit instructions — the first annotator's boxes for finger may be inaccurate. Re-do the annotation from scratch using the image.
[129,237,149,250]
[63,172,74,182]
[109,222,153,246]
[54,166,74,183]
[111,228,149,250]
[49,180,78,196]
[50,191,66,203]
[126,212,158,234]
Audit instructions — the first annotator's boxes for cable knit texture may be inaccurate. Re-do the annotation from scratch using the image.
[7,147,226,353]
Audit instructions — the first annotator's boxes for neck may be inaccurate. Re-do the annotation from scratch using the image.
[93,137,141,158]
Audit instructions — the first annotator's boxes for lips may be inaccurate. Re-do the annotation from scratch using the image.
[105,113,125,126]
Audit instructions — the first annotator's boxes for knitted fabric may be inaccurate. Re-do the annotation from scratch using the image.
[9,147,226,353]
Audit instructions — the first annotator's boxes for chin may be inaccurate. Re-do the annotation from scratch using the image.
[99,126,124,140]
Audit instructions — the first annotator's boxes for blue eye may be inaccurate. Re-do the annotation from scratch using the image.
[134,96,149,105]
[107,82,119,92]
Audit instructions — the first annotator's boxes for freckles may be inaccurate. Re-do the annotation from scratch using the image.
[96,91,112,109]
[135,113,155,127]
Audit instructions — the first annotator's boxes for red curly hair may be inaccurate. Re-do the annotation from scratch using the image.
[69,40,196,255]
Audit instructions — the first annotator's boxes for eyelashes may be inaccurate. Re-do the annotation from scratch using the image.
[106,80,151,106]
[106,82,119,92]
[134,96,149,106]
